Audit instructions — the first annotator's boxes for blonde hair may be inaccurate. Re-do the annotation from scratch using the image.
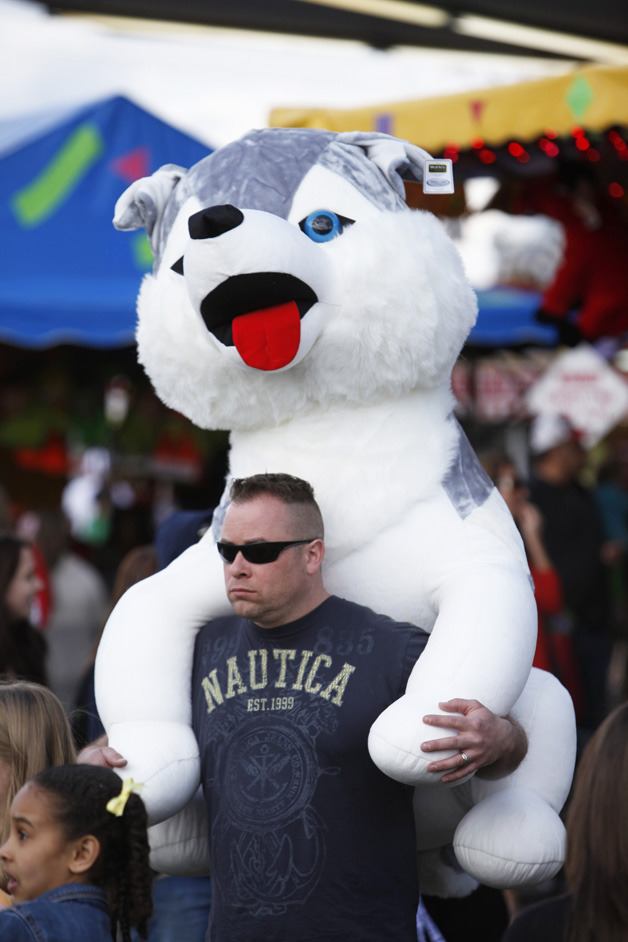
[0,681,76,841]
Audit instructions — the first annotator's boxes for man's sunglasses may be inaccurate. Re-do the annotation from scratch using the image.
[216,539,316,565]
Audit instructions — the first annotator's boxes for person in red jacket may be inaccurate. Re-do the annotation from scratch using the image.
[490,162,628,345]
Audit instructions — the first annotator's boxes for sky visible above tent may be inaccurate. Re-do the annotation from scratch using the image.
[1,0,574,149]
[0,95,210,347]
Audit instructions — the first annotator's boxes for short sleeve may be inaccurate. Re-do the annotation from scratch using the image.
[399,628,429,693]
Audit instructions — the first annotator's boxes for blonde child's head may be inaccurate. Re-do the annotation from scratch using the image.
[0,681,76,841]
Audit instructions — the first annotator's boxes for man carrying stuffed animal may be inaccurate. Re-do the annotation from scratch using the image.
[86,471,526,941]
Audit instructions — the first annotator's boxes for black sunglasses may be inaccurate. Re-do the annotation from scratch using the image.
[216,539,316,565]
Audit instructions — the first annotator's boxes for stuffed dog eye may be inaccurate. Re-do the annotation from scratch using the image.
[299,210,355,243]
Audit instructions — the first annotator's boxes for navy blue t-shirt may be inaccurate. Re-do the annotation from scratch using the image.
[192,594,428,942]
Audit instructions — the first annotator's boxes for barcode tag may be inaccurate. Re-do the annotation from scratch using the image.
[422,158,454,195]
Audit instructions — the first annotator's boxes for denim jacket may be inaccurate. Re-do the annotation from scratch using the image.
[0,883,112,941]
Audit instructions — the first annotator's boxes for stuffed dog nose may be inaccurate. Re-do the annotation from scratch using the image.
[189,204,244,240]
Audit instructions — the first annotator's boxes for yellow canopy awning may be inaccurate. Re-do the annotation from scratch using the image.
[270,63,628,153]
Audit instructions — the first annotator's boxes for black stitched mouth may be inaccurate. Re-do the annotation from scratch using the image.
[200,272,318,346]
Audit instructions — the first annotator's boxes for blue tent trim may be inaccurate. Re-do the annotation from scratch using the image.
[468,288,557,347]
[0,95,210,348]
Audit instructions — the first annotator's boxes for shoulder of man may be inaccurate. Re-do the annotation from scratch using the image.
[193,612,245,661]
[328,597,427,695]
[196,611,242,636]
[330,594,428,638]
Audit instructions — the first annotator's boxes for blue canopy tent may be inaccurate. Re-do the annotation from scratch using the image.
[0,95,210,348]
[0,96,555,349]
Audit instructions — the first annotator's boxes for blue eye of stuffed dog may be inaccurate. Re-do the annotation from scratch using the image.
[299,210,355,243]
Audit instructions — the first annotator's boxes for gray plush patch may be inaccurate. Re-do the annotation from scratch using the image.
[154,128,335,266]
[151,127,419,268]
[211,487,231,541]
[443,421,494,519]
[318,140,406,212]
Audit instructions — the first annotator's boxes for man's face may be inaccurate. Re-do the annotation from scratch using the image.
[220,494,321,628]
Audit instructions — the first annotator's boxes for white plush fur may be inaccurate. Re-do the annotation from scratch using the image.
[97,135,577,893]
[136,209,476,431]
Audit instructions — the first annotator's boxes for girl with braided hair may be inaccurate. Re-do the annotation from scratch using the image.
[0,764,153,941]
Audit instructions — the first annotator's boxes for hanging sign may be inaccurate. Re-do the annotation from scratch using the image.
[526,344,628,445]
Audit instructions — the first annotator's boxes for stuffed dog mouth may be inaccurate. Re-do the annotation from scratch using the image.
[200,272,318,371]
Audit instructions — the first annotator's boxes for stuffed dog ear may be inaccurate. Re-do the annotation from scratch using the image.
[113,164,185,241]
[336,132,435,201]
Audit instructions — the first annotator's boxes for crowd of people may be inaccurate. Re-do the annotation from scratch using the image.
[0,409,625,941]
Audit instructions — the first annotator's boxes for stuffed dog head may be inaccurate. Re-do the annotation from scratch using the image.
[114,129,477,430]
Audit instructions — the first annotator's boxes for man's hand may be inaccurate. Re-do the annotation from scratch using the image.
[77,735,127,769]
[420,698,527,784]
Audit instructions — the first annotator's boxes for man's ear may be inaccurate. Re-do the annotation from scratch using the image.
[305,538,325,574]
[69,835,101,875]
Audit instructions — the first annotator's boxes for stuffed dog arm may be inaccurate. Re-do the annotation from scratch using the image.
[95,533,229,823]
[368,562,537,783]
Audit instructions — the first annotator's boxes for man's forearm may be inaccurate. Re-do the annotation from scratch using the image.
[477,716,527,780]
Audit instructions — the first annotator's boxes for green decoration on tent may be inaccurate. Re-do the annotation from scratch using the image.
[565,76,594,120]
[132,232,154,270]
[12,123,104,227]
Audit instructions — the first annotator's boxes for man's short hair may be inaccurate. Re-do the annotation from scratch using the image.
[229,473,324,537]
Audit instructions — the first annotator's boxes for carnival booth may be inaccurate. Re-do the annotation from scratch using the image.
[271,64,628,352]
[0,96,219,520]
[269,64,628,177]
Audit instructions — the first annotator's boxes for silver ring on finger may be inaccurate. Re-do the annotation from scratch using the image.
[459,751,471,766]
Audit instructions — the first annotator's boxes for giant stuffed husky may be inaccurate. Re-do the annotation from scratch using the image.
[97,128,576,894]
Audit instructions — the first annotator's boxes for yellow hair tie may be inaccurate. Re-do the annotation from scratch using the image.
[106,778,142,817]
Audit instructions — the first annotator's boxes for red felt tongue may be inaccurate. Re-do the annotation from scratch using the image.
[232,301,301,371]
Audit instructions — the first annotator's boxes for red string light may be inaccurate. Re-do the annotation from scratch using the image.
[575,137,590,151]
[443,145,459,163]
[586,148,601,162]
[471,137,485,150]
[538,138,560,158]
[478,148,496,164]
[609,182,625,199]
[507,141,530,163]
[544,129,557,139]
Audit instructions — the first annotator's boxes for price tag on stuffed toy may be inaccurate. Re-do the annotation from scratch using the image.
[422,159,454,195]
